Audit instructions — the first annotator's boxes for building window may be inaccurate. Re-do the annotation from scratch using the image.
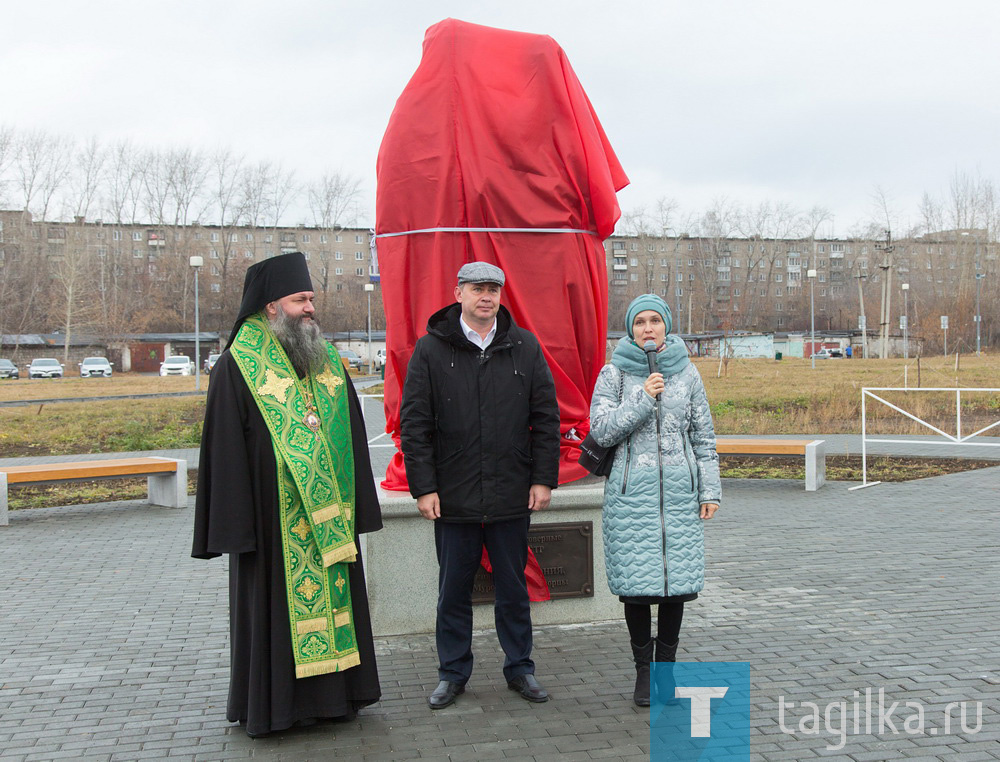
[733,288,740,296]
[355,251,364,260]
[355,267,364,276]
[244,249,253,259]
[647,244,655,252]
[676,287,683,296]
[245,233,253,242]
[660,258,667,266]
[818,244,825,253]
[211,283,220,293]
[831,243,844,252]
[355,234,364,244]
[630,258,638,267]
[630,243,638,251]
[112,230,122,241]
[776,302,783,311]
[775,274,783,282]
[210,232,219,242]
[820,288,827,296]
[302,234,310,243]
[130,231,141,241]
[210,249,219,259]
[211,265,221,276]
[335,251,343,260]
[335,267,343,275]
[320,234,328,243]
[661,273,668,281]
[732,258,740,267]
[132,248,143,258]
[630,273,638,281]
[335,234,342,242]
[819,274,826,282]
[264,234,273,243]
[676,273,683,282]
[775,287,782,296]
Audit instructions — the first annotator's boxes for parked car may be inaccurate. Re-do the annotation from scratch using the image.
[0,359,19,379]
[159,356,194,376]
[812,349,835,360]
[204,353,221,374]
[28,357,64,379]
[374,348,387,371]
[339,349,363,371]
[79,356,113,378]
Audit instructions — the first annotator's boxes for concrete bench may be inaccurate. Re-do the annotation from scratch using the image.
[716,438,826,491]
[0,457,187,526]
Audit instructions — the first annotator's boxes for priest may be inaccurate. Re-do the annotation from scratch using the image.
[192,252,382,738]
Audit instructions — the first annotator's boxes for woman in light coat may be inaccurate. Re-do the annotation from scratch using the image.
[589,294,721,707]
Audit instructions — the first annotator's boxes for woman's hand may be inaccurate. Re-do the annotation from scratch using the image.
[643,372,664,399]
[700,502,719,520]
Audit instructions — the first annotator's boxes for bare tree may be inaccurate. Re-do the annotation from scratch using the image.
[0,125,16,207]
[69,136,106,219]
[307,171,362,230]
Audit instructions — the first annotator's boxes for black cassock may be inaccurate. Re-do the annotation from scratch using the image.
[192,352,382,737]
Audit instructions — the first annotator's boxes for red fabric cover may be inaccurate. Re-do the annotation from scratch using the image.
[481,547,551,603]
[376,18,629,490]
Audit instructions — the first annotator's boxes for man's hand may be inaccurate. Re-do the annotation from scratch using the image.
[528,484,552,512]
[417,492,441,520]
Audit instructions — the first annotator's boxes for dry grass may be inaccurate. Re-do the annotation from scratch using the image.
[0,374,209,402]
[697,354,1000,435]
[0,397,205,456]
[0,354,996,458]
[720,455,997,482]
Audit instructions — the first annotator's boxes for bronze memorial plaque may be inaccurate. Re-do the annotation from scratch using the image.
[472,521,594,604]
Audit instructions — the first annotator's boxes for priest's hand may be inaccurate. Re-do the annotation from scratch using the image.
[528,484,551,512]
[700,502,719,519]
[417,492,441,520]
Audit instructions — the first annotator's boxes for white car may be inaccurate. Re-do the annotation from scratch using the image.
[79,357,113,377]
[374,348,387,371]
[28,358,64,379]
[159,356,194,376]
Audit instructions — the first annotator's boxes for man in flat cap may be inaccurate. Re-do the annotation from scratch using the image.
[193,252,382,737]
[401,262,560,708]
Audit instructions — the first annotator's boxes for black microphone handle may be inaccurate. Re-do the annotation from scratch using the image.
[643,341,660,401]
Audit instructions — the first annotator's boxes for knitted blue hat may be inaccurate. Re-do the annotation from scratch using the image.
[625,293,673,339]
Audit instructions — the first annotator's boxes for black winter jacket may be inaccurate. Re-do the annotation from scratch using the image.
[400,303,560,522]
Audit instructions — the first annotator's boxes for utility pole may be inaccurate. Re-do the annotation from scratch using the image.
[875,229,895,358]
[856,267,868,359]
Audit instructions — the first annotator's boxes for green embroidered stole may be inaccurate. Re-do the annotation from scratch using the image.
[230,313,360,678]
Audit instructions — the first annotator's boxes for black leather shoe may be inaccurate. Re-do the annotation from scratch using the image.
[428,680,465,709]
[507,674,549,703]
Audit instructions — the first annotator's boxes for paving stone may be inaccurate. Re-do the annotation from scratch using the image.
[2,464,998,760]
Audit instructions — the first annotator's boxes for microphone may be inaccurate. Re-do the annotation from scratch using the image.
[643,340,660,401]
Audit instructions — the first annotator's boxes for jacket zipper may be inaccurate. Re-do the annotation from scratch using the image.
[657,404,668,593]
[683,438,697,492]
[621,436,632,494]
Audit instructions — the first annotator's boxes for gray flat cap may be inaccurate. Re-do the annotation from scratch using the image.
[457,262,505,286]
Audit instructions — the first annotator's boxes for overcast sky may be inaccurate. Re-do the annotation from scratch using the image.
[6,0,999,236]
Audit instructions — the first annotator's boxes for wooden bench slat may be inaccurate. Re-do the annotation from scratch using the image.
[716,441,811,455]
[0,458,178,484]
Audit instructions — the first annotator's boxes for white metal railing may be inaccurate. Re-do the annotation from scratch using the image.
[851,386,1000,490]
[358,394,395,449]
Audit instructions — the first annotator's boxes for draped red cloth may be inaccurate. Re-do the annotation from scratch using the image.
[481,548,551,603]
[375,18,629,490]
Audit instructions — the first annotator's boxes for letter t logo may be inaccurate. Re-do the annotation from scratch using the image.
[674,686,729,737]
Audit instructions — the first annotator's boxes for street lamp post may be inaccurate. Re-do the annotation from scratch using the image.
[364,283,375,374]
[808,268,817,369]
[190,256,203,391]
[976,271,985,356]
[901,282,909,359]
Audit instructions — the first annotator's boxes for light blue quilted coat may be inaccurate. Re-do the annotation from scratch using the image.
[590,359,721,597]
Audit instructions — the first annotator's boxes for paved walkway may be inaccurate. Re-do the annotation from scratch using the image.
[1,465,998,761]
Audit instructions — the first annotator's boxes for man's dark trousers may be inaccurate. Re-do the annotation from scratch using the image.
[434,517,534,684]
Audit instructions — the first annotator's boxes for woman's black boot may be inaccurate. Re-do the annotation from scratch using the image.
[653,637,679,704]
[630,639,654,707]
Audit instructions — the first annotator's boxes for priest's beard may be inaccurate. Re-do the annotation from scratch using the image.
[271,306,327,377]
